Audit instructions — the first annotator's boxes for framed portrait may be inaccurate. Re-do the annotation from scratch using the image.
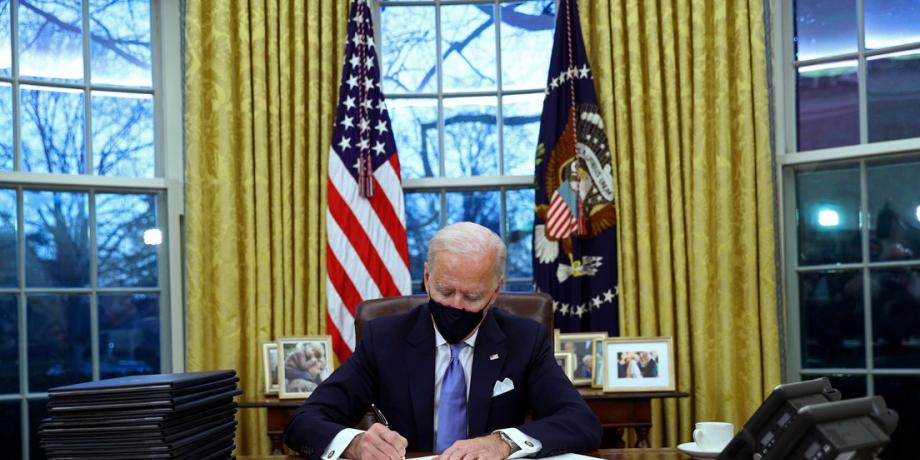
[277,336,335,399]
[554,351,575,382]
[559,332,607,386]
[603,337,675,392]
[592,337,605,389]
[262,342,280,395]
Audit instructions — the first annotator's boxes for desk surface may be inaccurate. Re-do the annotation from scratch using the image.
[238,449,689,460]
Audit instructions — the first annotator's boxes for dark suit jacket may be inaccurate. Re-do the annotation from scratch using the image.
[284,303,601,459]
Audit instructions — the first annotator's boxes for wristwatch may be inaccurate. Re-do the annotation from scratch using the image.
[496,431,521,454]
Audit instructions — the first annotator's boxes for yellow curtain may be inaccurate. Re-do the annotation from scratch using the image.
[581,0,781,447]
[184,0,348,454]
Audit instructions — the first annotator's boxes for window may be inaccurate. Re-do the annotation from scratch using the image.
[776,0,920,456]
[0,1,182,458]
[376,0,556,292]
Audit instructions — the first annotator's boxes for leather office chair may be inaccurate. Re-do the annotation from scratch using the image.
[354,292,554,344]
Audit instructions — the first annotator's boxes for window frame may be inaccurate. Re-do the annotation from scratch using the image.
[375,0,549,291]
[771,0,920,387]
[0,0,184,457]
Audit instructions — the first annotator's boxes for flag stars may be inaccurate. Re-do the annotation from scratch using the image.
[358,118,370,132]
[363,78,376,91]
[352,12,364,24]
[364,55,375,70]
[372,140,386,155]
[337,136,351,152]
[340,115,354,130]
[361,99,374,111]
[578,64,590,78]
[352,33,364,47]
[343,95,356,110]
[349,55,361,68]
[346,75,359,89]
[575,304,586,317]
[603,288,616,303]
[374,120,388,135]
[357,138,370,150]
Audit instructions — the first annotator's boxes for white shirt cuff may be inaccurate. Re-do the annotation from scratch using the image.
[495,428,542,458]
[322,428,364,460]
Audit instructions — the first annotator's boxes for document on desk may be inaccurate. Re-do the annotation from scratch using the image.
[409,454,602,460]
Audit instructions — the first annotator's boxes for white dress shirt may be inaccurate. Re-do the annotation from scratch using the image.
[321,320,542,460]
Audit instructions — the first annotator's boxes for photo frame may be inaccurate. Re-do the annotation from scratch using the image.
[559,332,607,386]
[603,336,675,392]
[262,342,280,395]
[554,351,575,382]
[553,328,561,352]
[592,337,605,389]
[277,336,335,399]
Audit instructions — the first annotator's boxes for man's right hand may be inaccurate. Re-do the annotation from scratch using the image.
[343,423,408,460]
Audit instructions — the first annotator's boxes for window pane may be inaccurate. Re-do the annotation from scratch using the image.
[405,191,440,281]
[809,373,866,398]
[867,158,920,262]
[96,193,159,287]
[28,399,47,460]
[799,270,865,368]
[796,164,862,265]
[874,376,920,459]
[793,0,857,61]
[0,0,10,77]
[504,281,534,292]
[381,6,436,94]
[0,401,21,459]
[796,62,859,151]
[0,295,18,393]
[0,82,11,170]
[24,190,90,288]
[872,268,920,369]
[500,1,555,90]
[867,51,920,143]
[89,0,152,87]
[502,93,541,175]
[92,92,155,177]
[389,98,439,179]
[18,0,83,83]
[444,96,498,177]
[441,4,497,92]
[446,191,500,235]
[0,188,15,287]
[20,86,86,174]
[506,188,534,279]
[27,294,91,391]
[99,293,159,379]
[865,0,920,50]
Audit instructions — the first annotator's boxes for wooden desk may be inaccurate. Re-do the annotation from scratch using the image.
[238,448,689,460]
[239,390,688,455]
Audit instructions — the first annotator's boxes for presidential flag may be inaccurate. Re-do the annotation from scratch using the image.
[533,0,618,335]
[326,0,411,361]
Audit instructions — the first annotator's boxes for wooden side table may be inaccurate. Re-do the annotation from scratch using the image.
[239,390,689,454]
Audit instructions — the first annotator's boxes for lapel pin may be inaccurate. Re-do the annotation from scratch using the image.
[490,354,499,360]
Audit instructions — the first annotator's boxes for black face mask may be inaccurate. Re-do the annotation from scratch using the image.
[428,297,485,344]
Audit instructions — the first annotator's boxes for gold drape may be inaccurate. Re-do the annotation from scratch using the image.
[581,0,781,446]
[184,1,347,454]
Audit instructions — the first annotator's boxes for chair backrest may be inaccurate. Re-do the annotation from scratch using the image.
[354,292,554,344]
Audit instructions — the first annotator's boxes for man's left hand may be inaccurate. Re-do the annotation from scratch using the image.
[435,433,511,460]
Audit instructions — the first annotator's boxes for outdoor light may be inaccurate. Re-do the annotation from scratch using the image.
[916,205,920,223]
[817,209,840,227]
[144,228,162,245]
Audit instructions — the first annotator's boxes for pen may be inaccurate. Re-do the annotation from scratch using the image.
[371,403,389,427]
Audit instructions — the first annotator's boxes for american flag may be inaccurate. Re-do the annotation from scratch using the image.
[326,0,411,361]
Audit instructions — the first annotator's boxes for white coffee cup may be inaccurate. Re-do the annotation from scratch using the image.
[692,421,733,451]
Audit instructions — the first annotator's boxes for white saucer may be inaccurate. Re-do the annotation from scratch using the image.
[676,442,723,459]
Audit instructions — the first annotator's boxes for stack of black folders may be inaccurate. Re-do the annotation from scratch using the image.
[39,370,241,460]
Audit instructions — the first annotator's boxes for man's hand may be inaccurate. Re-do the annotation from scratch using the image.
[435,433,511,460]
[342,423,408,460]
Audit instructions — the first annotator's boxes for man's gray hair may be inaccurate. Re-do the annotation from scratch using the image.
[427,222,506,282]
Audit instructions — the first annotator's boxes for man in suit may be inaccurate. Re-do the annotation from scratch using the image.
[284,222,601,460]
